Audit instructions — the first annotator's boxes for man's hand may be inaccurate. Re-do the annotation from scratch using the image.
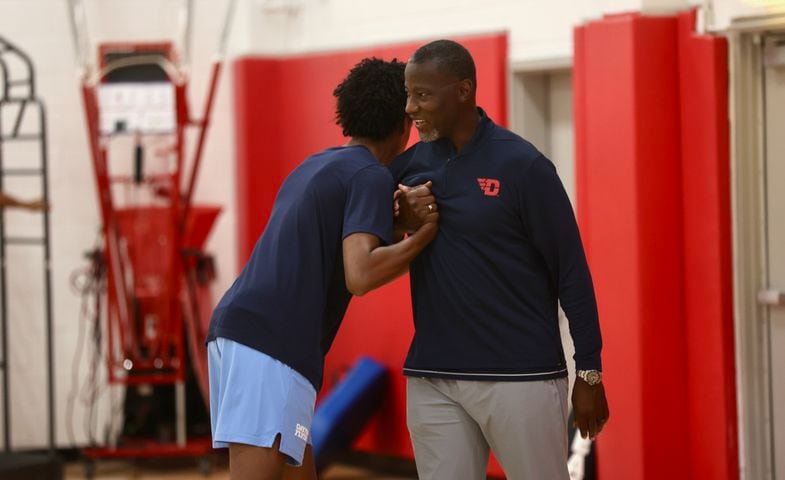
[395,181,438,233]
[571,378,609,440]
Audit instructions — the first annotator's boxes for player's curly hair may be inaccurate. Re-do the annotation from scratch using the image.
[333,57,407,141]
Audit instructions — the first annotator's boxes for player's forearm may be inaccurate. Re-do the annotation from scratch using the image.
[346,225,436,296]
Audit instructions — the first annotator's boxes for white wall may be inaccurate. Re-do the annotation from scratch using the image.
[0,0,249,448]
[250,0,775,59]
[548,72,576,205]
[706,0,785,31]
[250,0,645,63]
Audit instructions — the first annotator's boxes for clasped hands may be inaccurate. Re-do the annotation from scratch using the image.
[394,181,439,235]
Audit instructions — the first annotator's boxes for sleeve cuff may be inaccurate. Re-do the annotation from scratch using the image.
[575,355,602,372]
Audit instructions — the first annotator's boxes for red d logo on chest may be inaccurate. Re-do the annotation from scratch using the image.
[477,178,501,197]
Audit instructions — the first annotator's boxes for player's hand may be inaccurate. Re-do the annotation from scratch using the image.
[412,218,439,242]
[572,378,609,440]
[396,181,438,231]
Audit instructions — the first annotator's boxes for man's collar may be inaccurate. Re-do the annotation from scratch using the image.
[435,107,492,156]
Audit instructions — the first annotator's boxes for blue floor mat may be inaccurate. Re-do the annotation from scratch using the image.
[311,357,388,471]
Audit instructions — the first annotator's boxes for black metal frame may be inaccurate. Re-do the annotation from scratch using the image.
[0,35,55,455]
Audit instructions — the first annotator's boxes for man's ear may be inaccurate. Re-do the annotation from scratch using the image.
[457,79,474,102]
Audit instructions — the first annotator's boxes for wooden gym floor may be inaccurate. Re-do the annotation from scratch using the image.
[63,454,419,480]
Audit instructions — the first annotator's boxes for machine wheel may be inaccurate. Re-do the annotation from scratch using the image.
[198,455,212,476]
[83,459,96,479]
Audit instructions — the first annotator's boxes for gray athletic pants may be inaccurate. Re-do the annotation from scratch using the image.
[406,376,570,480]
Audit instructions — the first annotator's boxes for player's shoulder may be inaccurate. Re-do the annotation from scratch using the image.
[388,142,431,181]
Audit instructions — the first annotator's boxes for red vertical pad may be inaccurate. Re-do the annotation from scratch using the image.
[677,10,739,480]
[575,14,689,479]
[231,34,508,471]
[233,59,284,262]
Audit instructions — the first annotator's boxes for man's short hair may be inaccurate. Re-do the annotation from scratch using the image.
[410,39,477,87]
[333,57,407,141]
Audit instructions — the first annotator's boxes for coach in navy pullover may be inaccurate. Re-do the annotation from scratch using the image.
[393,41,609,459]
[391,108,602,381]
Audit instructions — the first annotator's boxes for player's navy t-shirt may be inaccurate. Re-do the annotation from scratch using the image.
[206,145,394,391]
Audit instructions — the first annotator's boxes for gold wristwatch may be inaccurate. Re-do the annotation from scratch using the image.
[576,369,602,386]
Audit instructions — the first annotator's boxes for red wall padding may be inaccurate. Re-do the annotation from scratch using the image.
[575,13,688,479]
[232,34,508,472]
[575,10,737,480]
[677,10,738,480]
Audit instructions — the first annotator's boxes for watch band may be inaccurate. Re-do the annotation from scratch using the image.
[576,369,602,385]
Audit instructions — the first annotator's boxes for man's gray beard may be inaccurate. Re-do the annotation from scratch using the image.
[418,128,440,143]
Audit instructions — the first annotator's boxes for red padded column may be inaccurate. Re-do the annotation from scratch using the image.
[575,14,689,479]
[677,10,738,480]
[233,58,284,263]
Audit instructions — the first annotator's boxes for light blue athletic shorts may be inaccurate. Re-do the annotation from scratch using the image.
[207,337,317,466]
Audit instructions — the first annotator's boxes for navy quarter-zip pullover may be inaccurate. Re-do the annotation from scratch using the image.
[389,108,602,381]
